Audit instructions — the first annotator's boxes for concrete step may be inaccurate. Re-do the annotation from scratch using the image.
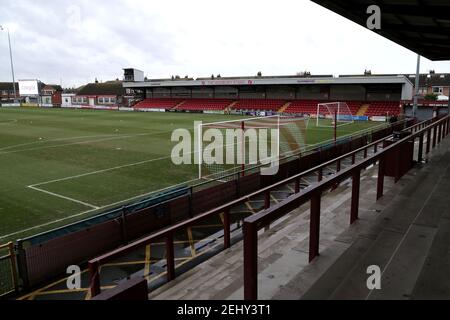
[295,137,450,300]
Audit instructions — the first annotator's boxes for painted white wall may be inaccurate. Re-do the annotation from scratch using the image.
[61,94,75,107]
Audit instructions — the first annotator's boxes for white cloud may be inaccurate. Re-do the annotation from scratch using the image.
[0,0,449,87]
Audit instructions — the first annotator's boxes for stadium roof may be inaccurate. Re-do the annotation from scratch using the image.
[123,75,413,89]
[42,84,63,91]
[311,0,450,61]
[0,82,19,91]
[77,81,125,96]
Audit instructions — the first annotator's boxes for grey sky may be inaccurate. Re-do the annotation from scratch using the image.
[1,0,449,88]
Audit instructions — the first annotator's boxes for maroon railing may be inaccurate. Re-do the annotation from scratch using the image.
[87,117,435,298]
[242,115,450,300]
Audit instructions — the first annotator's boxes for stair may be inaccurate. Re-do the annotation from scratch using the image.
[172,100,186,110]
[278,102,291,113]
[148,136,450,301]
[147,164,395,300]
[356,104,370,116]
[288,142,450,300]
[224,101,239,114]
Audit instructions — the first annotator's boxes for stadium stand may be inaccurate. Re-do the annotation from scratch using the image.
[364,101,401,116]
[232,99,286,111]
[284,100,399,117]
[134,98,184,109]
[177,99,233,111]
[132,98,401,116]
[284,100,325,114]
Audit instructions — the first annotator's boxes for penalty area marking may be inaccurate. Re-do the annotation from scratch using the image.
[27,185,99,210]
[2,176,203,240]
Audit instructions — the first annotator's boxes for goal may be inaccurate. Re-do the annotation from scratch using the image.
[198,115,309,181]
[316,102,354,127]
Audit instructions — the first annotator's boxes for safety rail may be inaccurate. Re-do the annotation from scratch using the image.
[87,117,433,297]
[242,115,449,300]
[0,242,18,297]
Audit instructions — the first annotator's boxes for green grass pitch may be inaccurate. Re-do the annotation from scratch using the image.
[0,107,383,241]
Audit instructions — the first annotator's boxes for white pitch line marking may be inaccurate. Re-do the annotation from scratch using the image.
[28,185,99,209]
[0,126,193,156]
[30,154,177,187]
[0,134,116,151]
[1,176,203,240]
[0,133,149,155]
[30,140,242,187]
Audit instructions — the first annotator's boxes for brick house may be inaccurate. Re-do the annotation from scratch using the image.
[41,84,63,106]
[0,82,20,102]
[73,80,126,109]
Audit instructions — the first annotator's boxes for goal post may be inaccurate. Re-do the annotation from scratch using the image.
[316,102,354,127]
[198,115,309,181]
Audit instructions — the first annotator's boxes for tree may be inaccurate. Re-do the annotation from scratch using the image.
[424,93,438,101]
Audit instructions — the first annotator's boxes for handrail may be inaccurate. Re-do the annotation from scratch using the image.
[243,115,449,300]
[87,117,429,297]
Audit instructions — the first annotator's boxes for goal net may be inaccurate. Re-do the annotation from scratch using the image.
[316,102,354,127]
[198,115,309,181]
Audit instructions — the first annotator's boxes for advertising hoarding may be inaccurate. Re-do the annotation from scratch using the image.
[18,80,39,96]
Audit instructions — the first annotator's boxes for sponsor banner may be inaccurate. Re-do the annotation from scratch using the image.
[21,103,39,108]
[62,105,82,109]
[18,80,39,95]
[370,116,387,122]
[352,116,369,121]
[119,107,134,112]
[79,105,118,110]
[1,103,20,107]
[337,115,354,121]
[134,108,166,112]
[40,104,54,108]
[203,110,225,115]
[93,105,118,110]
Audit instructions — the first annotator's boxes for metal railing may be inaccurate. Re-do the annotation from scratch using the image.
[0,242,18,297]
[87,117,433,298]
[242,115,449,300]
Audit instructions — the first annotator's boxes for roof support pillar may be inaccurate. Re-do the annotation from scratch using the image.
[413,54,421,118]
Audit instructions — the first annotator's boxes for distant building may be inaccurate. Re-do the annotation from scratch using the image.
[61,93,76,108]
[0,82,20,102]
[73,80,126,109]
[41,84,63,107]
[407,71,450,99]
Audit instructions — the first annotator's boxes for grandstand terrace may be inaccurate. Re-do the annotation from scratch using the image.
[123,73,412,117]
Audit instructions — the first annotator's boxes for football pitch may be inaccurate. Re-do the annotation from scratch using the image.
[0,107,383,241]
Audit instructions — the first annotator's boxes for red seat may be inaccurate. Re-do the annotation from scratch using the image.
[178,99,232,111]
[134,98,183,109]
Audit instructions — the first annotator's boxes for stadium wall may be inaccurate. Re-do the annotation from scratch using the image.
[329,85,366,101]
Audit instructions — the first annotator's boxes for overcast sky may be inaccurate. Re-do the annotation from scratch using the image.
[1,0,449,88]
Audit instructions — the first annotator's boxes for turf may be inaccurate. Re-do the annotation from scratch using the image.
[0,107,382,241]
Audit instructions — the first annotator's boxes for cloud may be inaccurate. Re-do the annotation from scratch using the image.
[0,0,449,87]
